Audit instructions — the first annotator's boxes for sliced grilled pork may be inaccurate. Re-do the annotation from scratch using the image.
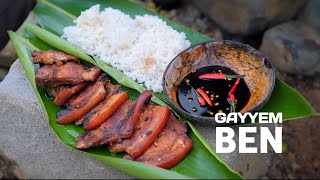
[32,50,80,65]
[56,76,107,124]
[128,114,192,169]
[76,91,152,149]
[109,104,170,158]
[52,82,89,106]
[82,91,129,131]
[35,62,101,87]
[75,79,121,125]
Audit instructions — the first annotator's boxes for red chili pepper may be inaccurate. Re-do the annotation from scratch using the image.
[228,93,235,101]
[199,73,245,80]
[227,78,241,112]
[189,84,206,106]
[196,88,213,107]
[197,95,206,106]
[229,78,241,94]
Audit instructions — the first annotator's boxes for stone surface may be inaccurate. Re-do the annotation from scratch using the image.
[259,21,320,75]
[299,0,320,33]
[0,60,276,179]
[192,0,307,35]
[0,150,24,179]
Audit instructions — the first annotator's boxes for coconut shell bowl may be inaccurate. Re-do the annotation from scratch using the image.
[162,40,275,124]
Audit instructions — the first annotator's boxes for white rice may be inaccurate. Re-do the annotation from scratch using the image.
[62,5,191,92]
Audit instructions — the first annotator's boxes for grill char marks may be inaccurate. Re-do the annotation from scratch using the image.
[35,62,101,87]
[76,100,135,149]
[32,50,80,65]
[53,82,89,106]
[130,114,192,169]
[82,91,129,131]
[56,76,107,125]
[109,105,171,158]
[76,91,152,149]
[75,80,121,126]
[119,91,152,139]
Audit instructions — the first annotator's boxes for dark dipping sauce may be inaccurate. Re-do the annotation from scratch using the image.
[177,66,251,117]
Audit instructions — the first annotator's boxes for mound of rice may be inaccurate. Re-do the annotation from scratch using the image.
[62,5,191,92]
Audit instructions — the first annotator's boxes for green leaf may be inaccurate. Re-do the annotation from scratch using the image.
[262,78,318,120]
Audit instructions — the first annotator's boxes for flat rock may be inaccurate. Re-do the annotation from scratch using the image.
[192,0,307,35]
[260,21,320,75]
[0,60,275,179]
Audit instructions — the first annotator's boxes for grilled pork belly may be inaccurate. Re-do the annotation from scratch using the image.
[52,82,89,106]
[31,49,193,169]
[128,114,192,169]
[56,76,107,124]
[76,91,152,149]
[35,62,101,87]
[75,80,121,126]
[118,91,152,139]
[76,100,135,149]
[32,50,80,65]
[109,104,170,158]
[82,91,129,131]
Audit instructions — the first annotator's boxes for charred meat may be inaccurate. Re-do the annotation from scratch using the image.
[32,50,80,65]
[76,100,135,149]
[56,76,107,124]
[32,50,193,170]
[128,115,192,169]
[75,80,121,125]
[109,104,170,158]
[35,62,101,87]
[83,91,129,131]
[53,82,89,106]
[76,91,152,149]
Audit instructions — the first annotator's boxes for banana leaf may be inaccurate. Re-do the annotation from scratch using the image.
[8,0,319,179]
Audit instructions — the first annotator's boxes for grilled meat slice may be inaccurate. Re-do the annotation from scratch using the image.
[119,91,152,139]
[46,86,62,98]
[53,82,89,106]
[127,115,192,169]
[76,100,135,149]
[56,77,107,124]
[83,91,129,131]
[76,91,152,149]
[35,62,101,87]
[109,105,170,158]
[75,80,121,125]
[32,50,80,65]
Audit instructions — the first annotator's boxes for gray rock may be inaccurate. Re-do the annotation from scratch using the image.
[299,0,320,33]
[0,60,276,179]
[259,21,320,75]
[0,150,24,179]
[192,0,307,35]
